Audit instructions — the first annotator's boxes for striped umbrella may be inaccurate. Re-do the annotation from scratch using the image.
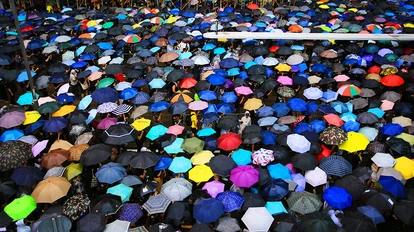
[319,155,352,177]
[112,104,133,116]
[337,84,361,97]
[123,35,141,44]
[142,194,171,214]
[170,90,194,103]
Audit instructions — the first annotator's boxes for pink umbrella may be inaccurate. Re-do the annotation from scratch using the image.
[380,100,394,111]
[188,101,208,111]
[235,86,253,95]
[334,74,350,82]
[202,180,225,198]
[277,76,293,85]
[230,165,259,188]
[97,117,117,129]
[286,163,296,174]
[166,125,185,135]
[38,96,56,106]
[32,140,49,157]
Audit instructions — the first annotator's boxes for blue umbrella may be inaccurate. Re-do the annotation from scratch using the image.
[131,91,150,105]
[318,105,337,114]
[380,123,404,136]
[132,79,147,88]
[120,88,138,100]
[272,103,290,117]
[0,129,24,142]
[149,101,170,112]
[323,187,352,210]
[202,43,216,51]
[197,128,216,137]
[340,112,357,122]
[17,92,39,105]
[207,74,227,86]
[11,166,44,186]
[311,63,327,73]
[97,42,113,50]
[168,156,192,173]
[321,90,338,103]
[199,90,217,101]
[257,106,275,117]
[319,156,352,177]
[357,206,385,224]
[331,101,349,114]
[216,191,244,212]
[71,61,87,69]
[295,123,312,134]
[267,164,291,180]
[25,120,46,134]
[164,138,184,154]
[42,117,68,133]
[265,201,287,216]
[219,58,239,69]
[287,98,307,112]
[148,78,166,89]
[217,103,235,114]
[78,95,92,110]
[201,113,219,124]
[204,104,218,114]
[258,117,278,127]
[261,178,289,201]
[91,88,119,103]
[222,92,238,103]
[310,120,326,133]
[50,72,68,84]
[56,93,76,103]
[193,198,224,223]
[96,162,126,184]
[231,149,252,166]
[154,155,173,171]
[342,121,360,132]
[261,131,277,145]
[146,125,168,141]
[368,108,385,118]
[378,176,406,198]
[17,70,36,82]
[305,102,319,115]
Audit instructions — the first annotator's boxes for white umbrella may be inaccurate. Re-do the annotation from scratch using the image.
[242,207,274,232]
[286,54,304,65]
[161,178,192,201]
[57,83,70,96]
[44,166,66,179]
[115,82,132,91]
[191,55,210,65]
[358,127,378,142]
[303,87,323,100]
[54,35,71,43]
[371,153,396,168]
[98,56,111,65]
[304,167,327,187]
[287,134,311,153]
[110,57,124,65]
[210,24,224,31]
[308,75,321,84]
[104,220,130,232]
[262,57,279,66]
[42,46,57,54]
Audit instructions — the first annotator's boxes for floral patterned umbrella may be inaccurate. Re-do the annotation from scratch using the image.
[0,141,32,172]
[252,148,275,166]
[63,194,90,221]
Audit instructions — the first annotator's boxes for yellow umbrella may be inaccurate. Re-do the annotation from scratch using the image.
[64,163,83,180]
[395,133,414,145]
[86,20,97,27]
[392,116,412,127]
[50,140,73,151]
[244,98,263,111]
[218,38,228,42]
[23,111,41,125]
[52,105,76,117]
[166,16,178,24]
[31,177,71,203]
[394,156,414,180]
[275,63,291,72]
[338,132,369,153]
[191,150,214,165]
[131,118,151,131]
[132,23,142,29]
[189,165,214,183]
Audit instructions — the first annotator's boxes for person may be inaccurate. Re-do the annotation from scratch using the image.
[190,111,198,135]
[16,219,30,232]
[69,70,79,96]
[239,111,251,134]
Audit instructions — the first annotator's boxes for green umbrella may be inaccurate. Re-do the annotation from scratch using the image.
[102,22,114,29]
[300,211,336,232]
[58,42,73,50]
[384,53,399,62]
[4,195,36,221]
[37,102,62,114]
[97,78,115,89]
[181,137,205,154]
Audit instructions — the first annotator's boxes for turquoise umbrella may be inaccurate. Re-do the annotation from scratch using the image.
[17,70,36,82]
[227,68,240,76]
[78,95,92,110]
[368,108,385,118]
[267,164,291,180]
[231,149,252,166]
[265,201,288,215]
[146,125,168,141]
[0,129,24,142]
[75,45,86,57]
[214,47,226,55]
[164,138,184,154]
[179,52,192,60]
[197,128,216,137]
[340,112,357,122]
[17,92,39,105]
[107,184,133,203]
[168,156,192,173]
[244,61,257,69]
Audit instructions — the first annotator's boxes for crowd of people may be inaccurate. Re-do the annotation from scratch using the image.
[0,0,414,231]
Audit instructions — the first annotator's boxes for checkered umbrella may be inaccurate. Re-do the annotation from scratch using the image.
[215,191,244,213]
[287,191,322,215]
[319,155,353,177]
[142,194,171,214]
[112,104,133,116]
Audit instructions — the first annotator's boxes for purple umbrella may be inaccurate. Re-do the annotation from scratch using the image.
[230,165,259,188]
[0,111,26,129]
[202,180,225,198]
[32,140,49,157]
[42,117,68,133]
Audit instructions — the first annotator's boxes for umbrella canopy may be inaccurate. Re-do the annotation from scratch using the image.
[31,177,71,203]
[4,195,36,221]
[242,207,274,232]
[300,212,336,232]
[287,191,322,215]
[193,198,224,223]
[323,187,352,209]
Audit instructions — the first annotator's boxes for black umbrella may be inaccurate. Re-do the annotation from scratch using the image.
[105,64,124,75]
[170,102,188,115]
[68,111,89,124]
[159,134,176,147]
[2,69,20,81]
[342,211,376,232]
[268,145,291,165]
[352,167,373,182]
[80,144,111,166]
[77,213,105,232]
[335,175,366,201]
[252,45,269,56]
[169,32,189,40]
[101,124,139,145]
[242,192,266,211]
[261,79,277,92]
[11,166,44,186]
[256,167,271,186]
[138,181,158,197]
[209,155,237,177]
[242,125,263,144]
[165,202,188,227]
[299,211,336,232]
[387,137,411,157]
[129,151,159,169]
[84,44,99,53]
[37,215,72,232]
[189,223,213,232]
[217,115,239,130]
[167,69,185,82]
[148,223,175,232]
[48,63,67,73]
[0,211,12,228]
[362,188,395,212]
[195,80,211,92]
[107,27,122,35]
[356,112,379,124]
[276,46,293,56]
[393,200,414,226]
[0,181,17,203]
[247,65,266,75]
[90,194,122,215]
[291,153,318,171]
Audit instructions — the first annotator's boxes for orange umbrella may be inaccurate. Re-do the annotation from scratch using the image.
[68,144,89,161]
[246,3,259,10]
[170,90,194,103]
[159,52,179,63]
[155,38,168,47]
[324,114,344,127]
[31,177,71,203]
[41,149,69,169]
[88,72,103,81]
[288,24,303,33]
[50,140,73,151]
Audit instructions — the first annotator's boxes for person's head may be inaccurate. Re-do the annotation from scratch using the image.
[245,111,250,117]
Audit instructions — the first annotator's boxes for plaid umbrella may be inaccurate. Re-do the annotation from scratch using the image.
[319,126,348,145]
[63,194,90,221]
[287,191,322,215]
[142,194,171,214]
[252,148,274,166]
[215,191,244,214]
[116,203,144,225]
[319,155,353,177]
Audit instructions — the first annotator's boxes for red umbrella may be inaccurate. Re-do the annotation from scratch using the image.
[217,132,242,151]
[324,114,344,127]
[269,46,280,53]
[246,3,259,10]
[315,144,331,163]
[179,78,197,89]
[367,66,381,74]
[380,74,404,87]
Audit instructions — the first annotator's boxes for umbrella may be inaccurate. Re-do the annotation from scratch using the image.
[323,186,352,210]
[287,134,311,153]
[378,175,406,198]
[230,165,259,188]
[191,150,214,165]
[107,184,133,203]
[37,215,72,232]
[357,206,385,224]
[338,132,369,153]
[104,220,130,232]
[77,213,105,232]
[261,178,289,201]
[41,149,69,169]
[4,195,36,221]
[31,177,71,203]
[182,137,205,154]
[300,212,336,232]
[0,141,32,171]
[342,211,376,232]
[253,148,275,166]
[242,207,274,232]
[394,200,414,226]
[168,156,192,173]
[101,124,139,145]
[287,191,322,215]
[319,155,353,177]
[202,180,225,198]
[193,198,224,223]
[231,149,252,166]
[305,167,327,187]
[210,155,237,177]
[143,194,171,214]
[129,151,158,169]
[362,188,395,212]
[371,153,396,168]
[116,203,143,225]
[80,144,111,166]
[11,166,44,186]
[394,156,414,180]
[0,111,25,129]
[161,178,192,202]
[96,162,126,184]
[319,126,347,145]
[216,191,244,212]
[335,175,366,201]
[291,153,318,171]
[215,217,241,232]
